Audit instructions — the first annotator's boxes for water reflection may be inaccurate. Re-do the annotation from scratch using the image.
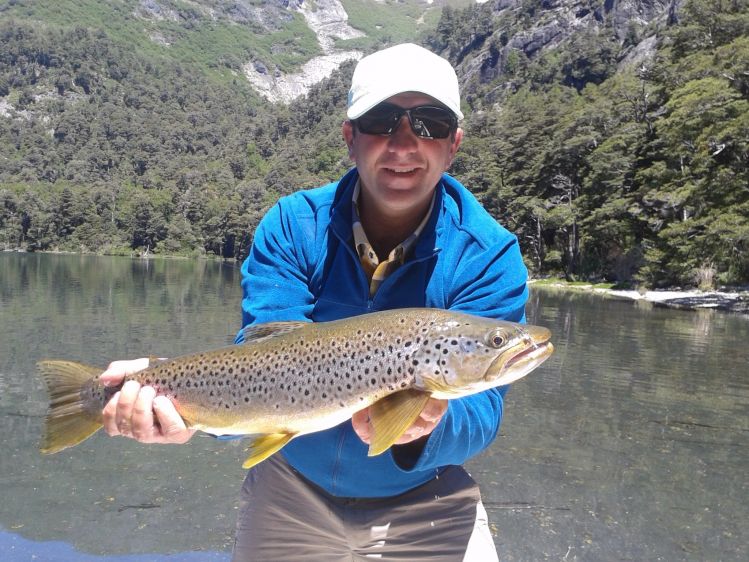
[478,287,749,560]
[0,254,244,558]
[0,528,228,562]
[1,254,747,560]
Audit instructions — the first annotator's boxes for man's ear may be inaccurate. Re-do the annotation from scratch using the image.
[342,120,356,160]
[446,127,464,169]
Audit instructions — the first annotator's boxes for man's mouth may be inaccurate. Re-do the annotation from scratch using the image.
[384,167,418,174]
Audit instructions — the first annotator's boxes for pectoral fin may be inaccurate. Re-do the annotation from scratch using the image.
[367,390,431,457]
[242,433,294,469]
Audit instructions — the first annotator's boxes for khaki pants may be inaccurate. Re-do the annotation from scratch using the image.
[233,454,498,562]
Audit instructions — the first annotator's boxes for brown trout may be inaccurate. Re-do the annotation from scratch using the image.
[39,308,553,468]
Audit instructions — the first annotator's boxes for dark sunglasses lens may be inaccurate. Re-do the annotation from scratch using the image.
[409,107,455,139]
[356,104,456,139]
[356,105,402,135]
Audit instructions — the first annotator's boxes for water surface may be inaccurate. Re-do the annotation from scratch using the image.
[1,254,746,560]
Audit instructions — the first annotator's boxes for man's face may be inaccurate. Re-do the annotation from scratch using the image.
[342,92,463,219]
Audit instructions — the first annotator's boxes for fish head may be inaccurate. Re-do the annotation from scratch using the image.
[413,313,554,399]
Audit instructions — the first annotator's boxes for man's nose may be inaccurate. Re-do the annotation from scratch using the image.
[387,115,419,151]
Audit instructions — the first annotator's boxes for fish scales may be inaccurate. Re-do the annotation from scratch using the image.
[121,314,433,434]
[38,308,554,468]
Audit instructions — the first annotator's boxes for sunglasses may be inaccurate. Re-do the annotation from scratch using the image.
[354,102,458,140]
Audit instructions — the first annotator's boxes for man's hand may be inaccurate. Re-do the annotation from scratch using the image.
[101,358,196,444]
[351,397,448,445]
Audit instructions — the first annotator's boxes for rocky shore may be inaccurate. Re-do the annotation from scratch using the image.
[600,288,749,314]
[532,282,749,315]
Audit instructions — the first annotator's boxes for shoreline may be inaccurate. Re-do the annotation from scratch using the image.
[4,249,747,315]
[531,281,749,315]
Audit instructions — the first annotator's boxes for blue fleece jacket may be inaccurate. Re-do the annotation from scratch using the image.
[235,168,528,498]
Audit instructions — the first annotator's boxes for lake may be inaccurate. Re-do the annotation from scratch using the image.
[1,253,747,561]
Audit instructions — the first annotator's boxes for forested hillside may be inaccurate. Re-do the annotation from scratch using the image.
[1,0,747,288]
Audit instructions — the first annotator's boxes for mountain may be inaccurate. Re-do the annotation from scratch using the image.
[0,0,747,288]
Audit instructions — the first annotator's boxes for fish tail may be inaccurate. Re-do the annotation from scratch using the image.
[38,360,104,454]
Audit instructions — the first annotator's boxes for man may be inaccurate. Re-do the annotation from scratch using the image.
[102,43,528,561]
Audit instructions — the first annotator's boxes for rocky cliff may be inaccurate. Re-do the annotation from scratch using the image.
[441,0,680,101]
[242,0,364,103]
[243,0,682,104]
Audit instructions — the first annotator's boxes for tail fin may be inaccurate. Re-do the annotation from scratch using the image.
[38,360,104,454]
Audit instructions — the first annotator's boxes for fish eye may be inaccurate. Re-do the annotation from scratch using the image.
[488,331,505,348]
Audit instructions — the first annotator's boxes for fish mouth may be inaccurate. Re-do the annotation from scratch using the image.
[504,341,554,370]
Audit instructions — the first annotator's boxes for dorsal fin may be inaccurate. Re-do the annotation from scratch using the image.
[240,321,309,344]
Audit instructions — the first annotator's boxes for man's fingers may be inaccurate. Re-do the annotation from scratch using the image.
[114,380,141,436]
[351,408,372,444]
[131,386,157,441]
[100,358,150,386]
[352,399,448,447]
[102,391,121,436]
[420,399,448,422]
[153,396,195,443]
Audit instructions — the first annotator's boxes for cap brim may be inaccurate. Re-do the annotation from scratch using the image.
[347,89,463,121]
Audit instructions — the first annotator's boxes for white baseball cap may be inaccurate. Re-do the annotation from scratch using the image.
[347,43,464,121]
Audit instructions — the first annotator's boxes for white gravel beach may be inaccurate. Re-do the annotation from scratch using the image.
[532,282,749,315]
